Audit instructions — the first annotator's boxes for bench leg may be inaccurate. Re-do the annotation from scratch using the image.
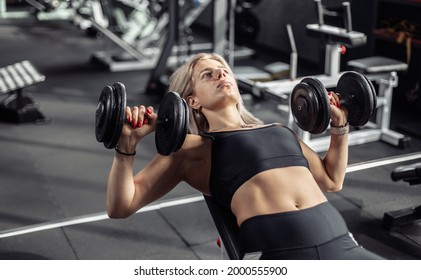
[382,204,421,230]
[0,89,50,124]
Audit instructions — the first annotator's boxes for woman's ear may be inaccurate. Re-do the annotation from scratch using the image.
[187,96,200,110]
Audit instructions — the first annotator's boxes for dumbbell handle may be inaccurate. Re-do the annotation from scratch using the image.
[125,111,171,128]
[326,91,352,108]
[339,94,353,107]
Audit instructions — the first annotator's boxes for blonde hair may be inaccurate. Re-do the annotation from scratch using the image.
[168,53,263,134]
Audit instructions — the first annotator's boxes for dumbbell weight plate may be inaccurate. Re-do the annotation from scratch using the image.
[173,98,189,153]
[290,83,318,132]
[363,74,377,116]
[291,77,330,134]
[105,82,126,149]
[336,71,376,127]
[307,77,331,134]
[155,91,188,156]
[95,86,114,143]
[95,82,126,149]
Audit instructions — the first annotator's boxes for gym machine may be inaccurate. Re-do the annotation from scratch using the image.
[239,0,408,152]
[86,0,218,72]
[72,0,109,36]
[0,0,75,20]
[0,0,109,37]
[382,162,421,230]
[0,60,49,124]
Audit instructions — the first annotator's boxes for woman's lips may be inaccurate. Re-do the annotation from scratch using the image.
[217,80,232,88]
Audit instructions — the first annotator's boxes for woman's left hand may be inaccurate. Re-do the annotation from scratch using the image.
[328,91,348,126]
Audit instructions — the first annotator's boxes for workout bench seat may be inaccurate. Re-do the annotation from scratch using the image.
[347,56,408,74]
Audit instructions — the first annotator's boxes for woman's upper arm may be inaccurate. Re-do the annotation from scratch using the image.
[132,153,184,210]
[129,134,209,213]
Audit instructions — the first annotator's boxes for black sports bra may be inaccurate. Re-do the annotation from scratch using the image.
[201,124,309,208]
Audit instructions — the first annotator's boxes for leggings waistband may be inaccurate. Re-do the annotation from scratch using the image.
[239,202,349,253]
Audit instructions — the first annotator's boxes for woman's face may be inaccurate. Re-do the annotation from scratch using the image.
[189,58,240,111]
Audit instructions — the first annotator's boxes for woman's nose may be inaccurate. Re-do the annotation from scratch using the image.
[215,69,225,79]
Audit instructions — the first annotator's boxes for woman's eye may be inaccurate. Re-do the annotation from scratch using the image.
[203,72,212,79]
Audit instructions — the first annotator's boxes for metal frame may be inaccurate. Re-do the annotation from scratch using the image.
[0,0,31,18]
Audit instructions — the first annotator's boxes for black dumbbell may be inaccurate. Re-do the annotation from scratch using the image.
[290,71,377,134]
[95,82,188,156]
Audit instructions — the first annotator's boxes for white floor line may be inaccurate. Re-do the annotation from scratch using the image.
[1,152,420,239]
[346,152,421,173]
[0,195,204,239]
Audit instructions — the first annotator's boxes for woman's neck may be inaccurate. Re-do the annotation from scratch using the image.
[204,104,255,132]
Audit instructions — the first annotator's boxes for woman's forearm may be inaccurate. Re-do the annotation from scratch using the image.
[106,132,140,218]
[107,153,137,218]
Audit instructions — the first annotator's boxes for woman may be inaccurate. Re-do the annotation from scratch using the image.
[106,52,384,260]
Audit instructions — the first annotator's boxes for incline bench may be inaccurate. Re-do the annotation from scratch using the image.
[204,195,244,260]
[0,60,49,124]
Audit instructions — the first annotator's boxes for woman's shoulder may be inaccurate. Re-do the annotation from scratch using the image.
[179,134,211,154]
[176,134,212,192]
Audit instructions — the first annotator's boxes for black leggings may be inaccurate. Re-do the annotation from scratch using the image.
[239,202,384,260]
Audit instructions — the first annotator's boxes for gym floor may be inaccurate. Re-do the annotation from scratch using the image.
[1,17,421,260]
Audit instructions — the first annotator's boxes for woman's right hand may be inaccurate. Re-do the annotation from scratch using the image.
[116,105,157,152]
[123,105,157,138]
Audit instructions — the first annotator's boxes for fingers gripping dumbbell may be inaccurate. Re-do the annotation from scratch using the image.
[95,82,188,156]
[290,71,377,134]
